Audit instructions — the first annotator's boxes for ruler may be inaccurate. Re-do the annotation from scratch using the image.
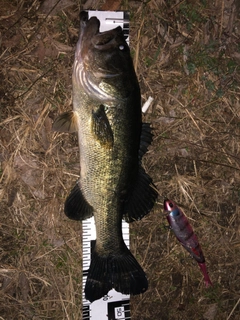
[82,10,131,320]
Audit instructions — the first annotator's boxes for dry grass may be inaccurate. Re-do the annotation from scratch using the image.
[0,0,240,319]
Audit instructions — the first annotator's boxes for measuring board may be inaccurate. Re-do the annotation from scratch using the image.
[82,10,131,320]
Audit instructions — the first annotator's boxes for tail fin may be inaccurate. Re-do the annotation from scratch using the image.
[85,246,148,302]
[198,262,213,287]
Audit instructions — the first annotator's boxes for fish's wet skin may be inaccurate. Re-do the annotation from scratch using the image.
[53,11,158,302]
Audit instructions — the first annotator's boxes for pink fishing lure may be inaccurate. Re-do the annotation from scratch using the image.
[164,199,212,287]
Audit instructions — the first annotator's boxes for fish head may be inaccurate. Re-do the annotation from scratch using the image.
[164,199,180,216]
[73,11,138,100]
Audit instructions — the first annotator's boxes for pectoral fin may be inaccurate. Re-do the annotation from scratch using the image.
[123,167,158,222]
[64,181,94,221]
[92,105,114,148]
[52,111,78,133]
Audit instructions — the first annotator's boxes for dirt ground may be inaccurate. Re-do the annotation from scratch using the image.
[0,0,240,319]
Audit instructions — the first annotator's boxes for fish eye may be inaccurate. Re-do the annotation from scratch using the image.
[169,202,173,208]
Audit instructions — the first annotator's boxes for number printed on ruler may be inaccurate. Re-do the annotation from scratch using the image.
[115,306,125,319]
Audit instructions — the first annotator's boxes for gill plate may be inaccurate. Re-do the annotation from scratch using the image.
[74,61,118,101]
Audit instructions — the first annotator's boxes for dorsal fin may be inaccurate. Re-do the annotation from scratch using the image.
[139,123,154,160]
[123,166,158,222]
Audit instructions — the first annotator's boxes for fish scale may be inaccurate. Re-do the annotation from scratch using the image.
[53,10,158,306]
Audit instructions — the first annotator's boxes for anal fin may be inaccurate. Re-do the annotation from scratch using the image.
[64,181,94,220]
[123,166,158,223]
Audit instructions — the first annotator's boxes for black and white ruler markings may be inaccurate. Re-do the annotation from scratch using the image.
[82,11,131,320]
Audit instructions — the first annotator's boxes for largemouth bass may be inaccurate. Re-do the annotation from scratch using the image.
[53,11,158,302]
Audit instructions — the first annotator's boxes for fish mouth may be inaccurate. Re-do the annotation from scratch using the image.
[78,11,100,50]
[77,11,123,61]
[73,11,125,100]
[164,199,173,212]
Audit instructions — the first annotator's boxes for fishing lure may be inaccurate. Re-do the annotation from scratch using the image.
[164,199,212,287]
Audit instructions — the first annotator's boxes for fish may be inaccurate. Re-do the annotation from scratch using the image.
[164,199,212,287]
[53,11,158,302]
